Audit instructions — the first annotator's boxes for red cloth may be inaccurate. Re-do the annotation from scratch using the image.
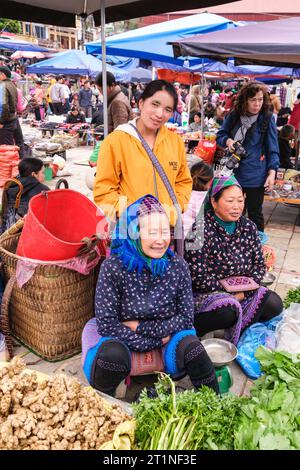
[289,102,300,131]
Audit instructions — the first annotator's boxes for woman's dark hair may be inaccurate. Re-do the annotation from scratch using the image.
[297,93,300,100]
[192,111,201,120]
[190,161,213,191]
[234,81,271,116]
[71,106,79,112]
[35,80,42,86]
[18,158,44,177]
[212,184,243,202]
[138,80,178,111]
[279,124,295,140]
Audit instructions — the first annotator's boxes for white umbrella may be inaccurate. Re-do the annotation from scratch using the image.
[11,51,46,60]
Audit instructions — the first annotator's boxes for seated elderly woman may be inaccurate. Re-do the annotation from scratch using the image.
[185,175,283,345]
[82,194,218,396]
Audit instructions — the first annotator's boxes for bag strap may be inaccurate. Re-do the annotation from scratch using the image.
[130,123,184,256]
[3,178,23,210]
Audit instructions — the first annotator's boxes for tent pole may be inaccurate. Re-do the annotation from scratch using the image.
[152,66,156,80]
[201,58,205,136]
[101,1,108,137]
[187,78,192,126]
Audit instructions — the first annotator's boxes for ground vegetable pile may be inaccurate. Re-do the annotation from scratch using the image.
[0,358,132,450]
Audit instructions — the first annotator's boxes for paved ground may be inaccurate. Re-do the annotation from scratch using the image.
[3,127,300,404]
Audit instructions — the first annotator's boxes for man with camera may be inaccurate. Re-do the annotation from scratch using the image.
[217,81,279,232]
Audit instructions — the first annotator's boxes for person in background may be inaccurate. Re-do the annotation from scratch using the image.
[62,78,71,114]
[71,91,80,109]
[45,78,56,114]
[65,106,86,124]
[223,88,235,115]
[278,124,296,170]
[217,81,280,232]
[289,93,300,133]
[12,75,25,159]
[95,71,133,133]
[184,175,283,344]
[269,87,281,124]
[204,102,216,120]
[33,80,45,121]
[0,66,18,147]
[182,161,213,238]
[189,85,202,119]
[277,106,291,127]
[82,194,219,396]
[1,157,49,232]
[174,82,185,115]
[188,112,204,132]
[79,80,93,118]
[50,75,65,115]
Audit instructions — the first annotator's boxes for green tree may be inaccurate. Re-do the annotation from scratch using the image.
[0,18,22,34]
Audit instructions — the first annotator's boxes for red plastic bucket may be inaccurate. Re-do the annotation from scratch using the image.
[16,189,108,261]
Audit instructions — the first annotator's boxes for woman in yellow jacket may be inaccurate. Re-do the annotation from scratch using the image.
[93,79,192,227]
[46,78,56,114]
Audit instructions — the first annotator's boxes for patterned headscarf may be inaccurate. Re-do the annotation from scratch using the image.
[205,175,242,212]
[111,194,174,277]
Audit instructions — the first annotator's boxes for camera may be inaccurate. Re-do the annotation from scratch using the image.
[225,141,247,170]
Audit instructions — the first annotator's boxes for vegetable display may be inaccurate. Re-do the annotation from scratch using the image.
[134,374,242,450]
[0,358,132,450]
[283,286,300,308]
[234,347,300,450]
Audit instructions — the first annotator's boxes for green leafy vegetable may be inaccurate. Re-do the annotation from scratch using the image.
[283,286,300,308]
[134,373,242,450]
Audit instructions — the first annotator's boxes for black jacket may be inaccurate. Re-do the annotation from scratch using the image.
[6,176,49,217]
[65,112,86,124]
[278,138,295,169]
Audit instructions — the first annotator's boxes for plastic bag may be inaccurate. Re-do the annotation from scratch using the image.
[236,315,282,379]
[275,303,300,354]
[193,140,216,165]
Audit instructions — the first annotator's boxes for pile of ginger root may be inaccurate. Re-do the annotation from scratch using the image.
[0,357,131,450]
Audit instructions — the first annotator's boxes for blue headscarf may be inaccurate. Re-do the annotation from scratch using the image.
[110,194,174,277]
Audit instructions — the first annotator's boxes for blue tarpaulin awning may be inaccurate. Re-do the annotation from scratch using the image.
[0,39,50,52]
[26,49,129,80]
[85,13,237,67]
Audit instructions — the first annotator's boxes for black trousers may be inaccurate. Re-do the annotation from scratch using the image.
[14,119,24,159]
[52,102,64,115]
[0,118,18,146]
[243,186,265,232]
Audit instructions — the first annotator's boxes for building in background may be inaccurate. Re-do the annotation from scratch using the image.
[139,1,300,26]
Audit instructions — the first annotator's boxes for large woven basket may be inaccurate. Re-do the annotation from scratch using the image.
[0,219,101,361]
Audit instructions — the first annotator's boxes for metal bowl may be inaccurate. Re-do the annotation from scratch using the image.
[201,338,237,367]
[261,272,276,286]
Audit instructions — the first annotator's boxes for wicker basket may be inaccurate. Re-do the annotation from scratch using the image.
[0,219,101,361]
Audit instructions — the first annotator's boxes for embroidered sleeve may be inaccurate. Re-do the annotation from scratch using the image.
[95,260,162,352]
[249,229,266,284]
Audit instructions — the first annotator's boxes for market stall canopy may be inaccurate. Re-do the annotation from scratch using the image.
[85,13,237,66]
[1,0,240,27]
[26,49,129,80]
[0,39,50,52]
[171,16,300,68]
[123,67,153,82]
[157,69,202,86]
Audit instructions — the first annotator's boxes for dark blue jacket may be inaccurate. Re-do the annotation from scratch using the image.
[79,88,93,108]
[95,254,194,352]
[217,111,280,187]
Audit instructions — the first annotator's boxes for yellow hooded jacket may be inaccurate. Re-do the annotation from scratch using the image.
[93,119,192,224]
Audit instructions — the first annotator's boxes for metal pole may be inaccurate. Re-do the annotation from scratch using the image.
[100,1,108,137]
[201,58,205,136]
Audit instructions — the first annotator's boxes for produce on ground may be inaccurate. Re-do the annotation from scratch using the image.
[0,358,133,450]
[234,346,300,450]
[283,286,300,308]
[134,374,242,450]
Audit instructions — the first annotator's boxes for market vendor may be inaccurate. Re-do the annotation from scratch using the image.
[1,157,49,232]
[65,106,86,124]
[82,194,218,396]
[93,79,192,230]
[184,175,283,345]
